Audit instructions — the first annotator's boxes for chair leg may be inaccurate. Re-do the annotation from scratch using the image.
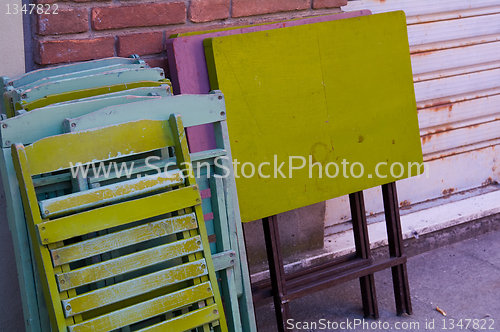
[349,191,379,319]
[262,215,291,331]
[382,182,412,315]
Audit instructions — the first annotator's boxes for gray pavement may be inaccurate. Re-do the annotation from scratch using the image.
[255,229,500,331]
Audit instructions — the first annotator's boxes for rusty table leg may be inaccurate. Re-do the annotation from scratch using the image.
[349,191,379,319]
[382,182,412,315]
[262,215,291,331]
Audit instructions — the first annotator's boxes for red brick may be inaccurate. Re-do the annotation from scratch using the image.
[35,37,115,65]
[37,8,88,35]
[37,0,100,3]
[117,32,163,57]
[92,3,186,31]
[188,0,230,23]
[232,0,310,18]
[312,0,347,9]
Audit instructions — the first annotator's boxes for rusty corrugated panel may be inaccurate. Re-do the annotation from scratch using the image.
[342,0,500,16]
[325,1,500,230]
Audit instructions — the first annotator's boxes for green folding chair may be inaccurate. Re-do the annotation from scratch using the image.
[1,56,145,115]
[12,114,228,332]
[0,92,255,332]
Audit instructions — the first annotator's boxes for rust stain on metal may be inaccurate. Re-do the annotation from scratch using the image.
[421,135,432,144]
[411,50,434,58]
[418,99,454,110]
[442,188,455,197]
[434,104,453,113]
[482,177,498,186]
[421,126,455,145]
[399,200,411,210]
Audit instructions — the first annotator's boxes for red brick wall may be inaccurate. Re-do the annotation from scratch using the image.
[34,0,347,74]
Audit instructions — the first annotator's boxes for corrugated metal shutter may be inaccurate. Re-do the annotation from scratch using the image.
[325,0,500,235]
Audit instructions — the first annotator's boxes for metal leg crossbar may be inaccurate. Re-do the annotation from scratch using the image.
[253,182,412,331]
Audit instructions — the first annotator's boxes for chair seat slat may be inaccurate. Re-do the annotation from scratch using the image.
[51,212,197,266]
[57,235,204,291]
[38,185,200,244]
[24,119,174,176]
[137,303,220,332]
[40,169,184,218]
[62,259,208,317]
[68,281,214,332]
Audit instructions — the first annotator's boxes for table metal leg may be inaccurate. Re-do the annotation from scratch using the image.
[349,191,379,319]
[262,215,291,331]
[382,182,412,315]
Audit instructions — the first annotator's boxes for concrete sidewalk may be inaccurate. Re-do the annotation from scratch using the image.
[255,229,500,331]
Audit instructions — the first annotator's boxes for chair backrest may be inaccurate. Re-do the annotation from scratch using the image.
[12,114,228,332]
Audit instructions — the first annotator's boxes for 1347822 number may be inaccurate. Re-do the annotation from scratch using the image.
[6,4,58,15]
[442,319,495,330]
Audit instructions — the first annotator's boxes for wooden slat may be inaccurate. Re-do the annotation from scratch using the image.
[40,169,184,218]
[87,156,176,184]
[8,57,142,88]
[68,282,214,332]
[20,68,164,102]
[32,173,71,188]
[210,176,243,331]
[57,235,204,291]
[51,213,197,266]
[11,144,69,330]
[62,259,208,317]
[65,92,226,134]
[24,119,174,176]
[137,304,220,332]
[86,149,226,185]
[212,250,237,271]
[0,93,223,147]
[19,64,147,90]
[38,185,201,244]
[1,95,160,147]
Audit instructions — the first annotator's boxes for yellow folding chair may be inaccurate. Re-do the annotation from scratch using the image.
[12,114,227,332]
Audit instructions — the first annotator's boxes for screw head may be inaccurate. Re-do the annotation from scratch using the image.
[196,240,201,246]
[2,124,7,129]
[230,260,234,264]
[70,123,76,128]
[65,305,71,311]
[44,210,49,215]
[207,287,211,293]
[201,264,206,269]
[213,309,218,314]
[5,140,10,146]
[55,254,60,260]
[59,279,65,284]
[43,239,49,244]
[218,95,223,100]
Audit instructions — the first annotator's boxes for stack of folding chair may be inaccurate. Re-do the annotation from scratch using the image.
[0,57,256,332]
[1,56,170,117]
